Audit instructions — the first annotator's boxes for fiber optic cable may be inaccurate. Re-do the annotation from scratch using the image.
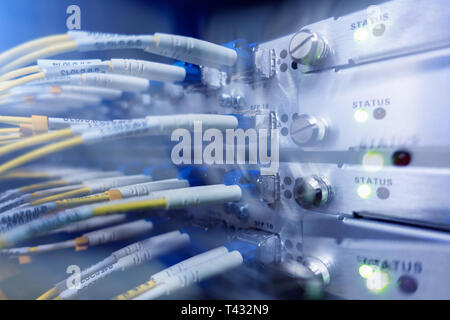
[1,93,102,110]
[0,166,90,199]
[0,171,124,211]
[0,140,20,145]
[0,166,83,182]
[0,172,50,180]
[0,134,21,141]
[114,246,230,300]
[37,287,58,300]
[119,239,259,300]
[0,114,238,174]
[0,239,77,256]
[16,180,73,193]
[0,31,237,73]
[57,231,190,300]
[134,250,243,300]
[0,123,102,158]
[0,169,122,203]
[0,135,84,174]
[0,114,109,134]
[0,41,78,74]
[0,72,46,94]
[2,173,99,198]
[0,115,143,138]
[0,128,19,134]
[0,184,242,248]
[0,86,122,115]
[6,85,123,101]
[0,65,40,82]
[0,34,71,67]
[2,59,189,85]
[48,215,127,235]
[0,115,32,126]
[114,279,156,300]
[1,219,153,257]
[0,179,188,231]
[33,177,188,208]
[29,174,152,205]
[0,72,150,95]
[30,187,102,205]
[0,173,149,212]
[0,185,78,213]
[2,165,89,177]
[38,230,183,300]
[0,195,109,234]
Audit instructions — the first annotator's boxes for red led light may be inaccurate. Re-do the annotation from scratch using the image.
[392,150,411,166]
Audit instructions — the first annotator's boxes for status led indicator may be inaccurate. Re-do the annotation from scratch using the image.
[362,151,385,172]
[357,184,372,199]
[354,109,369,123]
[359,264,374,279]
[366,270,390,293]
[354,28,369,42]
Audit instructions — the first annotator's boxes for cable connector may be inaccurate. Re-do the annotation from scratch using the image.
[146,33,238,68]
[221,39,257,73]
[223,170,259,195]
[173,61,201,84]
[135,250,243,300]
[230,229,281,265]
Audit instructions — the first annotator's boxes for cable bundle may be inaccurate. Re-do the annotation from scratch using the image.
[0,30,250,301]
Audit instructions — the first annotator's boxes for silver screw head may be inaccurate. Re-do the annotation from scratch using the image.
[289,30,329,65]
[290,114,326,146]
[293,175,331,208]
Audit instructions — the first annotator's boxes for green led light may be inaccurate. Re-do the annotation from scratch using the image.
[357,184,372,199]
[366,270,390,293]
[354,109,369,123]
[362,151,385,172]
[354,27,369,42]
[359,264,374,279]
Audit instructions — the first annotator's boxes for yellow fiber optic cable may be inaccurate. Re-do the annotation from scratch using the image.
[0,141,16,145]
[0,134,21,141]
[0,140,21,145]
[0,135,83,174]
[41,192,119,210]
[92,198,167,216]
[32,194,165,216]
[0,72,45,93]
[0,173,50,180]
[0,41,78,74]
[0,128,20,133]
[0,34,70,68]
[36,287,57,300]
[30,186,92,205]
[54,193,111,208]
[18,179,68,193]
[0,65,40,82]
[0,171,50,180]
[0,128,73,157]
[113,279,157,300]
[0,115,32,126]
[28,239,77,254]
